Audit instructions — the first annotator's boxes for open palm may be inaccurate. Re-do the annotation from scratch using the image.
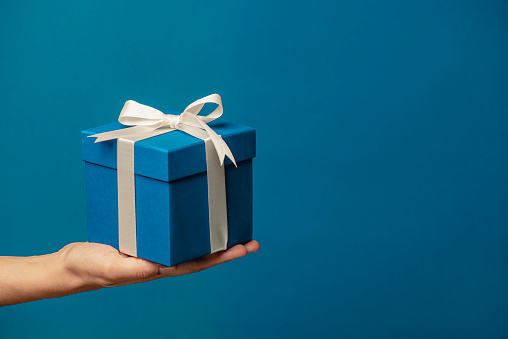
[59,240,260,289]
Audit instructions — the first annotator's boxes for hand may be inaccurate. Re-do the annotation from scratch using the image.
[0,240,259,306]
[59,240,260,288]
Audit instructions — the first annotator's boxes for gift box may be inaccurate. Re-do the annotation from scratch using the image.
[81,96,255,267]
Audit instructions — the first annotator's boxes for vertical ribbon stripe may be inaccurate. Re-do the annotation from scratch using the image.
[117,138,137,256]
[205,138,229,253]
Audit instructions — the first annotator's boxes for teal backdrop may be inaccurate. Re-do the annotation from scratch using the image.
[1,1,507,338]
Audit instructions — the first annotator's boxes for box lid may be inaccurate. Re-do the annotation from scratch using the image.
[81,113,256,182]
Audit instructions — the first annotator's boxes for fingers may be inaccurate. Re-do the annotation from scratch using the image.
[244,240,260,253]
[158,242,252,277]
[215,243,249,263]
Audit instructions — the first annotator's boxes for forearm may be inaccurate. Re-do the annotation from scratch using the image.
[0,251,97,306]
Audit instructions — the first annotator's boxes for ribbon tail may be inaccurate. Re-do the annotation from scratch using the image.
[89,125,159,143]
[217,136,236,167]
[179,114,236,166]
[199,123,236,167]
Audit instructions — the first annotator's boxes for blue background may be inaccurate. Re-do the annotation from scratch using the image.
[1,1,507,338]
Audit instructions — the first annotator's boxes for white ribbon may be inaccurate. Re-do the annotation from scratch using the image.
[89,94,235,257]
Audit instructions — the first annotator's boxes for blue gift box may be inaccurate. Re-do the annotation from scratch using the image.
[81,116,255,266]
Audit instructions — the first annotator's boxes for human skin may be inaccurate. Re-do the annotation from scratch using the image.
[0,240,260,306]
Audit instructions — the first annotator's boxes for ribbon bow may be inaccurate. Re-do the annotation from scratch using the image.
[89,94,236,166]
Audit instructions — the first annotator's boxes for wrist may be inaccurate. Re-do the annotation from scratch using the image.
[26,250,98,300]
[0,249,97,306]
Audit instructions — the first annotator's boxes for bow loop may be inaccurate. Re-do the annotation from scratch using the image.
[183,93,223,123]
[119,100,166,126]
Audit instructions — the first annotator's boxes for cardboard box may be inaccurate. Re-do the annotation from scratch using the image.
[82,118,255,266]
